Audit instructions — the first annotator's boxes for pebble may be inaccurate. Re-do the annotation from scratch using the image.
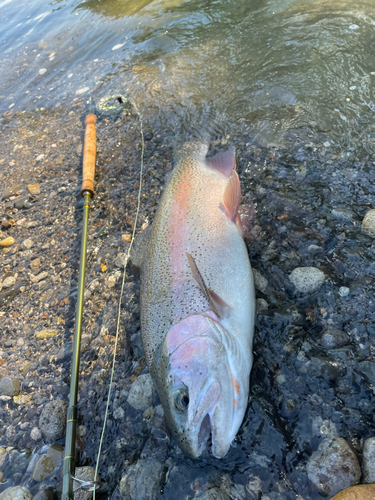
[338,286,350,297]
[35,329,57,339]
[362,209,375,238]
[119,458,163,500]
[0,237,15,247]
[363,437,375,483]
[30,258,41,271]
[2,276,16,288]
[30,272,49,283]
[112,43,125,51]
[127,374,154,410]
[114,253,128,268]
[308,244,323,254]
[256,298,268,312]
[197,489,229,500]
[289,267,326,293]
[39,399,68,440]
[76,87,90,95]
[320,328,350,349]
[35,154,45,162]
[73,467,100,500]
[0,377,21,396]
[27,184,40,195]
[32,490,55,500]
[330,484,375,500]
[32,455,55,482]
[0,487,32,500]
[306,437,361,496]
[38,68,47,75]
[14,195,32,209]
[30,427,42,441]
[252,269,268,293]
[21,239,34,250]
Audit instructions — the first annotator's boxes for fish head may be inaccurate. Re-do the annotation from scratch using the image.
[152,314,247,458]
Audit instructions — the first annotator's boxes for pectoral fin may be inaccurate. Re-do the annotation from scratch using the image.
[223,170,241,223]
[186,252,231,319]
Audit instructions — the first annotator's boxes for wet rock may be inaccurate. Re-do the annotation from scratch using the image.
[32,490,55,500]
[363,437,375,483]
[32,455,55,482]
[30,272,49,283]
[39,399,68,440]
[0,237,15,247]
[73,466,100,500]
[256,298,268,312]
[2,186,21,199]
[306,437,361,496]
[195,490,229,500]
[320,328,350,349]
[0,487,32,500]
[127,374,154,410]
[252,269,268,293]
[39,68,47,75]
[362,209,375,238]
[14,195,32,210]
[289,267,326,293]
[76,87,90,95]
[330,484,375,499]
[0,377,21,396]
[119,458,163,500]
[27,184,40,195]
[21,239,34,250]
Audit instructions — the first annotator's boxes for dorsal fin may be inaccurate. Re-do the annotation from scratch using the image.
[223,170,241,222]
[206,146,236,179]
[186,252,231,319]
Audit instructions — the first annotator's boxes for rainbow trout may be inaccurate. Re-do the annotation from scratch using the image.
[131,143,255,458]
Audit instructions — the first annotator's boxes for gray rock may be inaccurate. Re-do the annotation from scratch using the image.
[114,253,128,268]
[0,487,32,500]
[331,208,354,222]
[0,377,21,396]
[2,276,16,288]
[252,269,268,293]
[362,209,375,238]
[306,437,361,496]
[363,437,375,483]
[196,489,229,500]
[308,244,323,254]
[30,427,42,441]
[73,466,99,500]
[32,490,55,500]
[289,267,325,293]
[127,374,154,410]
[119,458,163,500]
[256,298,268,312]
[338,286,350,297]
[320,328,350,349]
[39,399,68,440]
[359,361,375,386]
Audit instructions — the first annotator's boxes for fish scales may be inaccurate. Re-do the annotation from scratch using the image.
[132,142,255,458]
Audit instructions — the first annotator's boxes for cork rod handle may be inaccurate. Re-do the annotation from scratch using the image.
[81,114,97,197]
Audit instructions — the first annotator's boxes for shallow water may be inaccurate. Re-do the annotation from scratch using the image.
[0,0,375,499]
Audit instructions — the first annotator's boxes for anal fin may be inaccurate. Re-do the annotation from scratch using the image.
[186,252,231,319]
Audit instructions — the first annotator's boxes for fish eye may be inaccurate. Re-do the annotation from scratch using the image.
[174,390,189,411]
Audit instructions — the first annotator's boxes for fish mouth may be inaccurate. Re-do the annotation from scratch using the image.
[198,414,212,452]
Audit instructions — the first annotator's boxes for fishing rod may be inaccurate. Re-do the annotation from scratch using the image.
[62,97,97,500]
[62,95,128,500]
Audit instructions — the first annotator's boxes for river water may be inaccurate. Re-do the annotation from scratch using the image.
[1,1,375,499]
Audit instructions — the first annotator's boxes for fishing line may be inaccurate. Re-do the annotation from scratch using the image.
[90,97,145,500]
